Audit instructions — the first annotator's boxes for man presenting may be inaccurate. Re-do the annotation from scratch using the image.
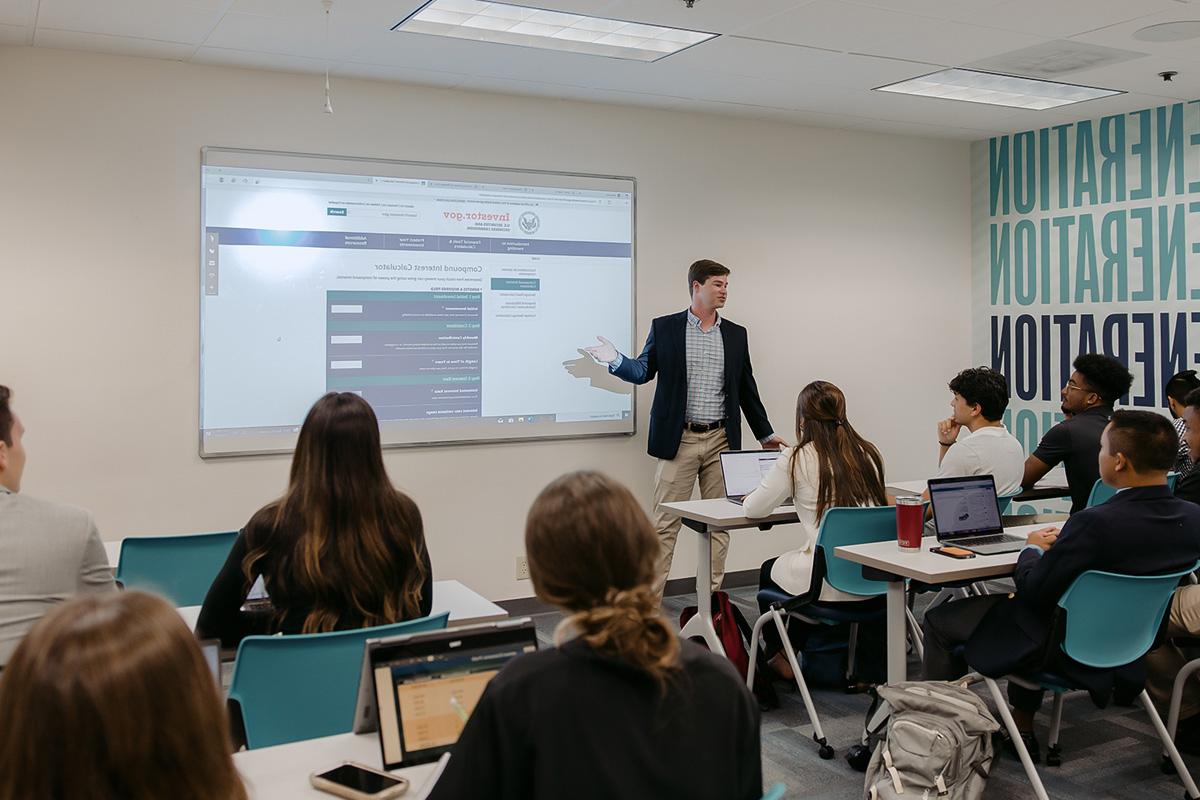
[584,259,783,601]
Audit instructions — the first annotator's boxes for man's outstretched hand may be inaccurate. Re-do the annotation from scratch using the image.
[582,336,618,365]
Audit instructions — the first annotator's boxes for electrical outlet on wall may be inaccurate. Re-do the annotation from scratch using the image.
[515,556,530,581]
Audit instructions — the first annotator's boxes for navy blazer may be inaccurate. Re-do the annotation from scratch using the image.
[965,485,1200,703]
[610,310,774,460]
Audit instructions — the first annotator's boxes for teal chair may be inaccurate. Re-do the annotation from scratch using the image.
[228,612,449,749]
[972,564,1200,800]
[115,531,239,606]
[1087,472,1179,508]
[746,506,922,759]
[760,783,786,800]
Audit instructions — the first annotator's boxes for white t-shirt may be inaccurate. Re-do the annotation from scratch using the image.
[935,424,1025,496]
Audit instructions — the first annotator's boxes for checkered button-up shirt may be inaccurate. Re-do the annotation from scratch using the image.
[684,309,725,424]
[1175,417,1196,477]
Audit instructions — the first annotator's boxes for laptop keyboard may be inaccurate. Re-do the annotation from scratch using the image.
[956,534,1017,548]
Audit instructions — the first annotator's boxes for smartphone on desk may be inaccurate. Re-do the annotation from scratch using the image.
[931,546,976,559]
[311,763,409,799]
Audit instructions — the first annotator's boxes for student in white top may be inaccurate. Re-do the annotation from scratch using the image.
[928,367,1025,497]
[742,380,888,680]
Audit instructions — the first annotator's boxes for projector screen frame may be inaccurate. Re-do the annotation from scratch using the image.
[198,146,638,459]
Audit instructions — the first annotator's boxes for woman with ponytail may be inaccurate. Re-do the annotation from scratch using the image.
[742,381,888,680]
[431,471,762,800]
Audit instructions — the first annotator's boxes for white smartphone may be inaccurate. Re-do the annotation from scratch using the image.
[310,762,409,800]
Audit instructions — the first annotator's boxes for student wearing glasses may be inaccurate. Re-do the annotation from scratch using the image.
[1020,353,1133,514]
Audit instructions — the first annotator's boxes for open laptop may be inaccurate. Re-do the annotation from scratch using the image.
[719,449,789,505]
[352,618,538,769]
[928,474,1026,555]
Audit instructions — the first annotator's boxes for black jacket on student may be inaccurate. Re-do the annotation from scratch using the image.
[429,639,762,800]
[965,485,1200,704]
[611,310,773,460]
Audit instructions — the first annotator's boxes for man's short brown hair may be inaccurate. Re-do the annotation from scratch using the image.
[687,259,730,295]
[0,386,12,446]
[1106,410,1176,473]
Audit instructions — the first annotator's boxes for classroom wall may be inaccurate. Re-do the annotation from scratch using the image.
[0,45,972,601]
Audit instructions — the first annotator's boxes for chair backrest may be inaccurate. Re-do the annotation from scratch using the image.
[115,531,239,606]
[815,506,900,597]
[1056,563,1199,668]
[997,492,1018,515]
[228,612,450,749]
[760,783,786,800]
[1086,472,1180,508]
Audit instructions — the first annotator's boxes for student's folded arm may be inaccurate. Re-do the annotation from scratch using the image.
[78,516,117,593]
[742,451,791,518]
[195,530,258,648]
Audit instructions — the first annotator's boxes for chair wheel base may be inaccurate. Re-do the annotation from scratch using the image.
[845,743,872,771]
[813,734,834,760]
[1163,755,1178,776]
[1045,745,1062,767]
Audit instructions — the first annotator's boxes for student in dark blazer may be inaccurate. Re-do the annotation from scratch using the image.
[923,410,1200,762]
[582,260,782,600]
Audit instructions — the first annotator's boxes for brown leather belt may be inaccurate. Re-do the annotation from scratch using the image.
[685,419,725,433]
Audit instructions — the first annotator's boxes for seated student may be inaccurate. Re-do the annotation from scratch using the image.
[742,380,887,681]
[929,366,1024,496]
[1021,353,1133,514]
[197,392,432,647]
[0,385,115,666]
[430,471,762,800]
[924,410,1200,761]
[0,591,247,800]
[1145,387,1200,747]
[1166,370,1200,478]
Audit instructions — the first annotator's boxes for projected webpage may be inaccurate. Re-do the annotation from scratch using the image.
[200,155,635,456]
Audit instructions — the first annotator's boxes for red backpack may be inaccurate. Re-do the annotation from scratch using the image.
[680,590,778,708]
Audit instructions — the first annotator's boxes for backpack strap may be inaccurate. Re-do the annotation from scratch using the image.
[882,745,903,794]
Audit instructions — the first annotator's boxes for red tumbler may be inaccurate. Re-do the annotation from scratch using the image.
[896,496,924,551]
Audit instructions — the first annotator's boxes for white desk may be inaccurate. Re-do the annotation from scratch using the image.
[659,499,799,656]
[887,467,1069,498]
[835,522,1053,684]
[234,732,441,800]
[104,541,507,631]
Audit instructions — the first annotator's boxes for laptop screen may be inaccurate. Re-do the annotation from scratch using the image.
[720,450,781,497]
[371,622,538,768]
[928,475,1003,539]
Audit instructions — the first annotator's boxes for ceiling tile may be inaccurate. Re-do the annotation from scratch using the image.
[33,28,195,59]
[333,60,468,89]
[951,0,1180,37]
[191,45,329,75]
[0,0,32,27]
[36,0,224,44]
[599,0,810,35]
[840,0,1002,20]
[1071,4,1200,58]
[0,21,25,43]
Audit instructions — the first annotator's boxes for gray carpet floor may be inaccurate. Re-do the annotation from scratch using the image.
[527,585,1197,799]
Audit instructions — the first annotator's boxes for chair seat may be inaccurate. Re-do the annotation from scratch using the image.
[757,587,886,623]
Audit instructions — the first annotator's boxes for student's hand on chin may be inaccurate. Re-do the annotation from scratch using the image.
[1025,527,1060,551]
[938,417,960,443]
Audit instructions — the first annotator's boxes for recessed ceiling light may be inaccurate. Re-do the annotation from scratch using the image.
[874,68,1122,110]
[393,0,717,62]
[1134,21,1200,42]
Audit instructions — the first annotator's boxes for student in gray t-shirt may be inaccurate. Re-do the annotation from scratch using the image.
[0,385,115,665]
[1021,354,1133,514]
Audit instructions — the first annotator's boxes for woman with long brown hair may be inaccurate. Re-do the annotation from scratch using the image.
[743,380,888,679]
[0,591,247,800]
[197,392,432,646]
[430,471,762,800]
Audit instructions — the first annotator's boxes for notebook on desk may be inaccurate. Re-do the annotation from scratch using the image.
[719,450,790,505]
[352,618,538,769]
[928,475,1026,555]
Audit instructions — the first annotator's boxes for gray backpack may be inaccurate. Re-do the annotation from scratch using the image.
[864,682,999,800]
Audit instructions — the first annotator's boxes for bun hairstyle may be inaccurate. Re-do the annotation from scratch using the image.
[0,592,247,800]
[794,380,888,519]
[525,471,679,687]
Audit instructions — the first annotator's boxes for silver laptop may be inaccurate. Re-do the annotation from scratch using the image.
[928,474,1025,555]
[352,618,538,769]
[719,450,789,505]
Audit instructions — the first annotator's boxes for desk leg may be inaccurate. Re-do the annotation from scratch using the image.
[886,580,907,684]
[677,525,726,658]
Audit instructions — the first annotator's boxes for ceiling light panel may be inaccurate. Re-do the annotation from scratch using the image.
[875,68,1122,110]
[394,0,717,62]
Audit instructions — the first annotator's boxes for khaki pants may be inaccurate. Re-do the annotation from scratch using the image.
[1147,584,1200,720]
[651,428,730,602]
